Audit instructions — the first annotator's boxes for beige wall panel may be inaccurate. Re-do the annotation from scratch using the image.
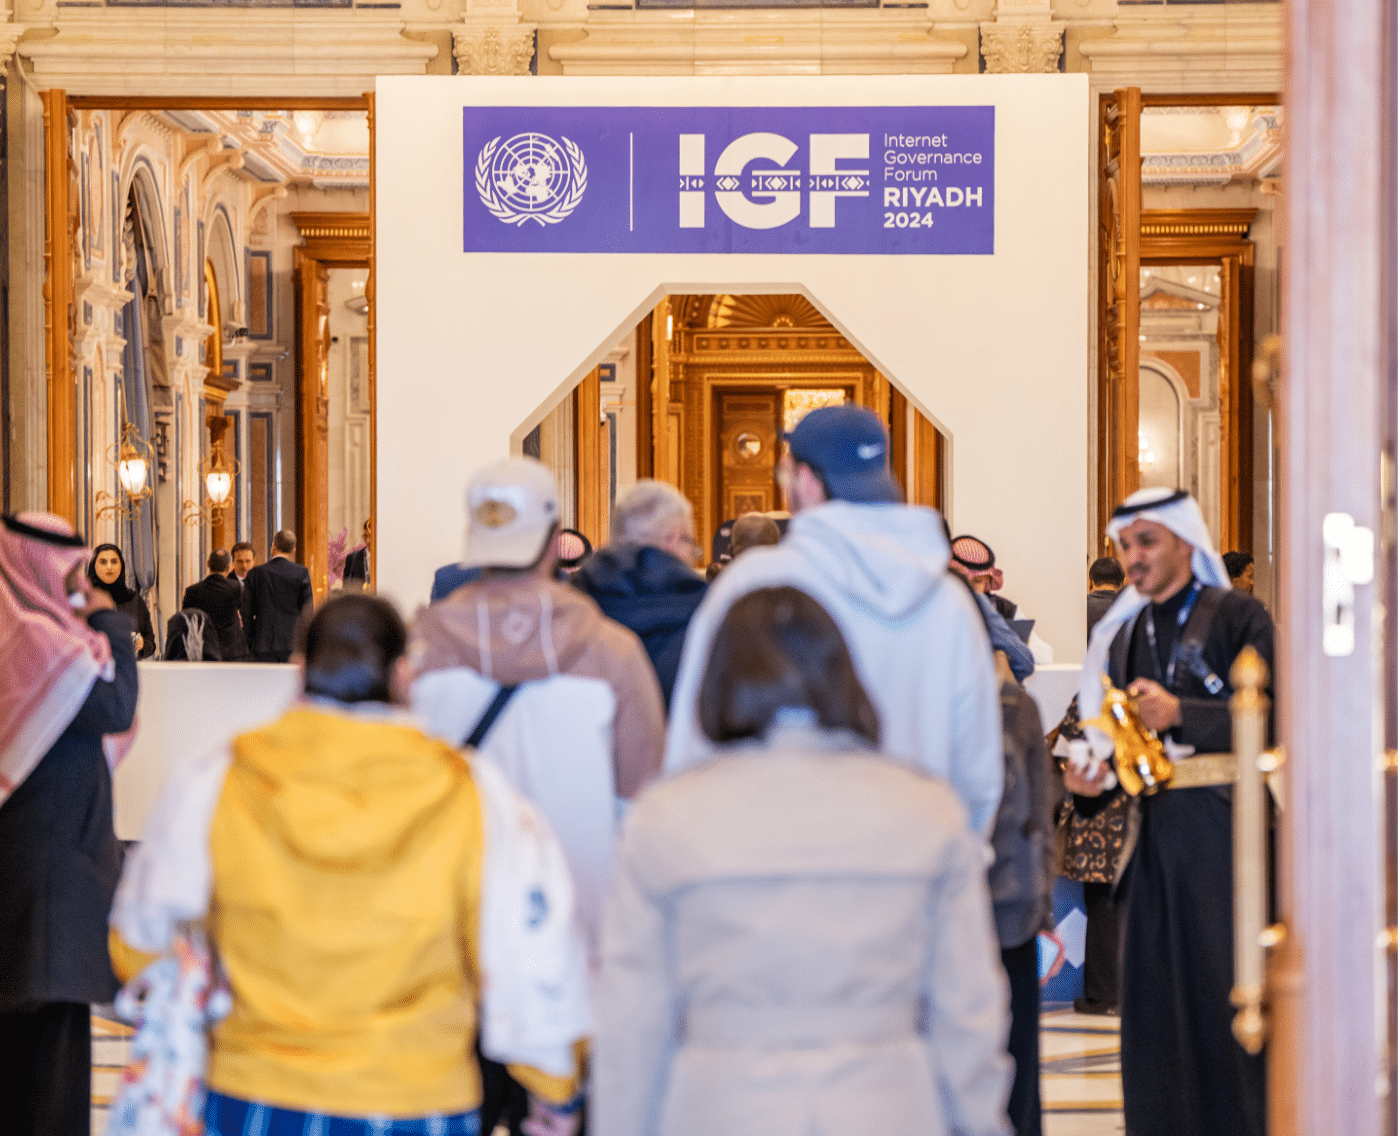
[377,74,1091,659]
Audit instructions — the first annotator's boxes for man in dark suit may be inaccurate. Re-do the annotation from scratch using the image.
[1086,555,1125,641]
[182,548,249,660]
[343,519,371,593]
[230,540,256,633]
[244,530,314,663]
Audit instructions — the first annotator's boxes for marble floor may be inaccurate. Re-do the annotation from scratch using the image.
[92,1003,1126,1134]
[1041,1002,1125,1135]
[91,1010,132,1134]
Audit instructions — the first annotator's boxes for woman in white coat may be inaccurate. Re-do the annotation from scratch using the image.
[593,586,1012,1136]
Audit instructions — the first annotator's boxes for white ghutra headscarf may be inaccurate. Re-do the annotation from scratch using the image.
[1078,487,1230,758]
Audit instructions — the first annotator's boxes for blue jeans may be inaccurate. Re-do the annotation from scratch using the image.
[204,1090,482,1136]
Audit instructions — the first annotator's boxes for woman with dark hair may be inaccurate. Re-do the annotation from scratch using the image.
[110,593,591,1136]
[88,543,156,658]
[593,586,1012,1136]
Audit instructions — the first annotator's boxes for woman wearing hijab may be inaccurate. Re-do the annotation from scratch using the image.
[88,542,155,658]
[593,586,1012,1136]
[0,512,139,1136]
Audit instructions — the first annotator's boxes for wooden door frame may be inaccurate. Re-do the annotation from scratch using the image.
[1096,87,1142,549]
[1140,207,1258,552]
[290,212,370,600]
[42,89,74,520]
[887,384,946,514]
[1095,91,1280,549]
[574,365,607,548]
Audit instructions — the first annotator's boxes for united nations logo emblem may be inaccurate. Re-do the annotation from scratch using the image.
[475,133,588,227]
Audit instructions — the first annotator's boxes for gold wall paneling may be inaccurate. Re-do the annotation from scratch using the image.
[1140,208,1259,258]
[780,388,846,434]
[203,259,226,402]
[574,366,607,548]
[293,249,331,600]
[707,294,828,329]
[911,411,945,514]
[651,299,676,487]
[290,211,371,264]
[1097,87,1142,550]
[366,90,376,590]
[887,384,945,513]
[202,259,235,550]
[43,88,76,522]
[634,311,654,480]
[889,386,909,501]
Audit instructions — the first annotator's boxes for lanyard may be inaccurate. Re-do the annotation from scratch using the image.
[1143,580,1202,688]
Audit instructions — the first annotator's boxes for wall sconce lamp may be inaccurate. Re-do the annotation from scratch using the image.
[95,421,155,520]
[1137,429,1156,471]
[182,440,241,527]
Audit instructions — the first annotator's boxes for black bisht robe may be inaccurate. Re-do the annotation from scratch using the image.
[0,609,138,1010]
[1105,580,1273,1136]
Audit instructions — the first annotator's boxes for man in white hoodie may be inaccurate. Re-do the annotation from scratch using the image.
[664,405,1003,836]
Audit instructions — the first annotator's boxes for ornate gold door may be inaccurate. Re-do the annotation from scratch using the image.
[716,390,780,521]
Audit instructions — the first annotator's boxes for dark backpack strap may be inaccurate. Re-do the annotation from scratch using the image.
[464,684,519,748]
[1170,584,1229,696]
[1106,609,1139,689]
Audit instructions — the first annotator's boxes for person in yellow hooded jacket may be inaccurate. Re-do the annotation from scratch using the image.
[108,594,591,1136]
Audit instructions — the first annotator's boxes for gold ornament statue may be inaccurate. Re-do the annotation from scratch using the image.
[1085,674,1175,796]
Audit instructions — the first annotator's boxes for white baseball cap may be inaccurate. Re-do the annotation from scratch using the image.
[461,458,560,569]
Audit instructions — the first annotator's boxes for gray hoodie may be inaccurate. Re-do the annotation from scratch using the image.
[664,501,1003,836]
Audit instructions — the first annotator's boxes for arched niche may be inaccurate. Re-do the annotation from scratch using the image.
[206,204,242,334]
[1137,357,1186,492]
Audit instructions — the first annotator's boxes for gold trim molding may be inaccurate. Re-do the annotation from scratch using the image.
[1141,208,1258,240]
[291,212,371,262]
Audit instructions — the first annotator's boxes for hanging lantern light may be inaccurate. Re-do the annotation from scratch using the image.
[184,436,241,527]
[96,421,155,520]
[117,437,150,497]
[205,446,234,507]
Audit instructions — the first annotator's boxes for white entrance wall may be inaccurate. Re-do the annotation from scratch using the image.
[377,74,1090,661]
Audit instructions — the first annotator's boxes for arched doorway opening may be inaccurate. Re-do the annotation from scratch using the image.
[518,291,949,569]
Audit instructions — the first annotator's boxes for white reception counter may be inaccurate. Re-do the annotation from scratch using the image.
[114,662,299,840]
[114,659,1086,841]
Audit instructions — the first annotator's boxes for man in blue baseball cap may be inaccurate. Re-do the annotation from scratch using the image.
[780,402,904,505]
[663,403,1003,838]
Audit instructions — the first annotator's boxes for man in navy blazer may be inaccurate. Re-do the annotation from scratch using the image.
[244,530,314,663]
[181,548,249,660]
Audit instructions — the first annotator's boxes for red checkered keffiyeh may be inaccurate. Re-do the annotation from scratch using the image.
[0,513,114,804]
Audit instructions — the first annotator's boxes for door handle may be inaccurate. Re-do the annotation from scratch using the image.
[1322,512,1375,657]
[1230,646,1283,1055]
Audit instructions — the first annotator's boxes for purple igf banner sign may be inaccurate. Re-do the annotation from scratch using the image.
[463,105,994,255]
